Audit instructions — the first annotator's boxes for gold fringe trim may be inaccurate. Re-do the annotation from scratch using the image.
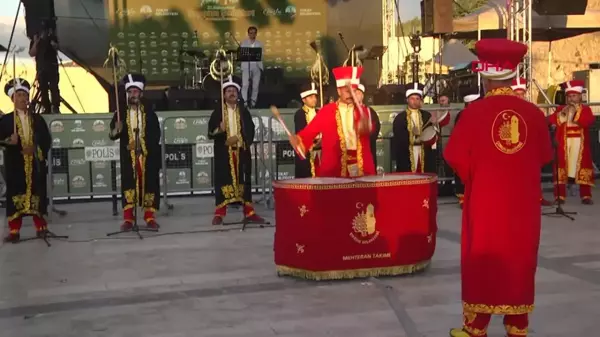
[276,260,430,281]
[505,324,528,336]
[463,302,534,315]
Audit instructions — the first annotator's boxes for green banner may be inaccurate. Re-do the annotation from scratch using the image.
[41,104,464,198]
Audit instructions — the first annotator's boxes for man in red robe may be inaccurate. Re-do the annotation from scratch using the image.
[444,39,553,337]
[511,77,554,206]
[548,80,595,205]
[289,66,375,177]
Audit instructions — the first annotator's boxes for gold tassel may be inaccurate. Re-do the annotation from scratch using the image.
[276,261,430,281]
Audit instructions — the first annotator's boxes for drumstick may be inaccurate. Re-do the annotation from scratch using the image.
[346,81,367,118]
[270,105,306,160]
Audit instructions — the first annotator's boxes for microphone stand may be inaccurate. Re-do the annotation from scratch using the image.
[338,33,349,52]
[542,124,576,220]
[107,105,159,239]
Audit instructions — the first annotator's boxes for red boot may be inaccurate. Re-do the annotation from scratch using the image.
[144,209,159,229]
[212,206,226,225]
[4,218,22,242]
[33,216,49,237]
[121,207,134,231]
[244,203,264,223]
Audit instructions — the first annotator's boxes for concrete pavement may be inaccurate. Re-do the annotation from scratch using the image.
[0,192,598,337]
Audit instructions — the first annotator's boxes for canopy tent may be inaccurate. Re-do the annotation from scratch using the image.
[430,39,477,68]
[451,0,600,41]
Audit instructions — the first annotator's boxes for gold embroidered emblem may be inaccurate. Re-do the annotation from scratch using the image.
[350,202,379,244]
[427,234,433,243]
[299,205,308,217]
[296,243,305,254]
[422,198,429,209]
[492,110,527,155]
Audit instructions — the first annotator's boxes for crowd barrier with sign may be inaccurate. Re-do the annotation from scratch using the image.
[31,104,600,217]
[46,115,121,220]
[158,111,269,210]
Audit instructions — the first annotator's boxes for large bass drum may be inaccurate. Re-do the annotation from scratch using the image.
[273,174,437,280]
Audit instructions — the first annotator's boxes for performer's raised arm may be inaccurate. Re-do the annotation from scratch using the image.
[296,105,328,155]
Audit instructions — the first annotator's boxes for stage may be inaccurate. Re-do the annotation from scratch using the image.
[0,192,599,336]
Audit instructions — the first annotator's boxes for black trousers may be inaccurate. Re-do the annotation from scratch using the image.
[37,63,60,113]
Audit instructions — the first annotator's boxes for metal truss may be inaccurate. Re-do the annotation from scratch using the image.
[508,0,533,99]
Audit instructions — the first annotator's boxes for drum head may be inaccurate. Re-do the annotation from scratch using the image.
[281,178,354,185]
[355,174,428,182]
[420,126,437,141]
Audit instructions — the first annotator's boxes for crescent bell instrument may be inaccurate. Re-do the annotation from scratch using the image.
[343,45,363,67]
[209,48,233,81]
[209,48,234,124]
[103,44,127,123]
[309,41,329,108]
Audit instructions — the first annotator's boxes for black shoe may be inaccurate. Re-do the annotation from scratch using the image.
[582,198,594,205]
[36,229,49,238]
[3,232,20,243]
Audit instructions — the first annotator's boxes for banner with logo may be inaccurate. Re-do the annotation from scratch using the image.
[41,109,404,199]
[106,0,327,82]
[47,117,119,197]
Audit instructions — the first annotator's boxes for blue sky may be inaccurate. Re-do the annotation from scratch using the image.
[398,0,421,20]
[0,1,20,19]
[0,0,422,23]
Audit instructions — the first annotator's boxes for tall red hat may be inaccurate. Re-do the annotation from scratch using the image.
[474,39,527,80]
[510,77,527,92]
[332,66,362,88]
[564,80,585,94]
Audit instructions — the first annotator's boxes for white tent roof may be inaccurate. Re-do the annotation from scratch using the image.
[451,0,600,41]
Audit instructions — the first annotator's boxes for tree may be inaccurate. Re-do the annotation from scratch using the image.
[453,0,488,18]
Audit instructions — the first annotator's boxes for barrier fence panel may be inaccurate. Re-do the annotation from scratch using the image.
[157,111,268,211]
[45,115,120,221]
[32,104,598,212]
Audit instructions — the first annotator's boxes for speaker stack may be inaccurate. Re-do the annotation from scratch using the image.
[420,0,454,35]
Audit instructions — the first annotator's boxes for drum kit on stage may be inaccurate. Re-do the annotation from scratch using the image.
[177,48,238,90]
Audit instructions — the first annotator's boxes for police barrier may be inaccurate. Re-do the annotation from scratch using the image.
[159,111,268,210]
[46,115,120,221]
[31,104,599,214]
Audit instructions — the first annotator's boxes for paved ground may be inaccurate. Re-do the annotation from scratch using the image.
[0,191,598,337]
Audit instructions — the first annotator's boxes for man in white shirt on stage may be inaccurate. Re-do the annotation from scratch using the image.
[240,26,263,108]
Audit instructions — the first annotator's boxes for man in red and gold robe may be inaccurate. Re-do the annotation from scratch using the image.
[444,39,553,337]
[511,77,554,206]
[548,80,595,205]
[289,66,375,177]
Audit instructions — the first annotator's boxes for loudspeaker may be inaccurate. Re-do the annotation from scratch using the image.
[144,89,168,111]
[167,89,205,110]
[533,0,587,15]
[373,85,406,105]
[420,0,453,35]
[22,0,56,39]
